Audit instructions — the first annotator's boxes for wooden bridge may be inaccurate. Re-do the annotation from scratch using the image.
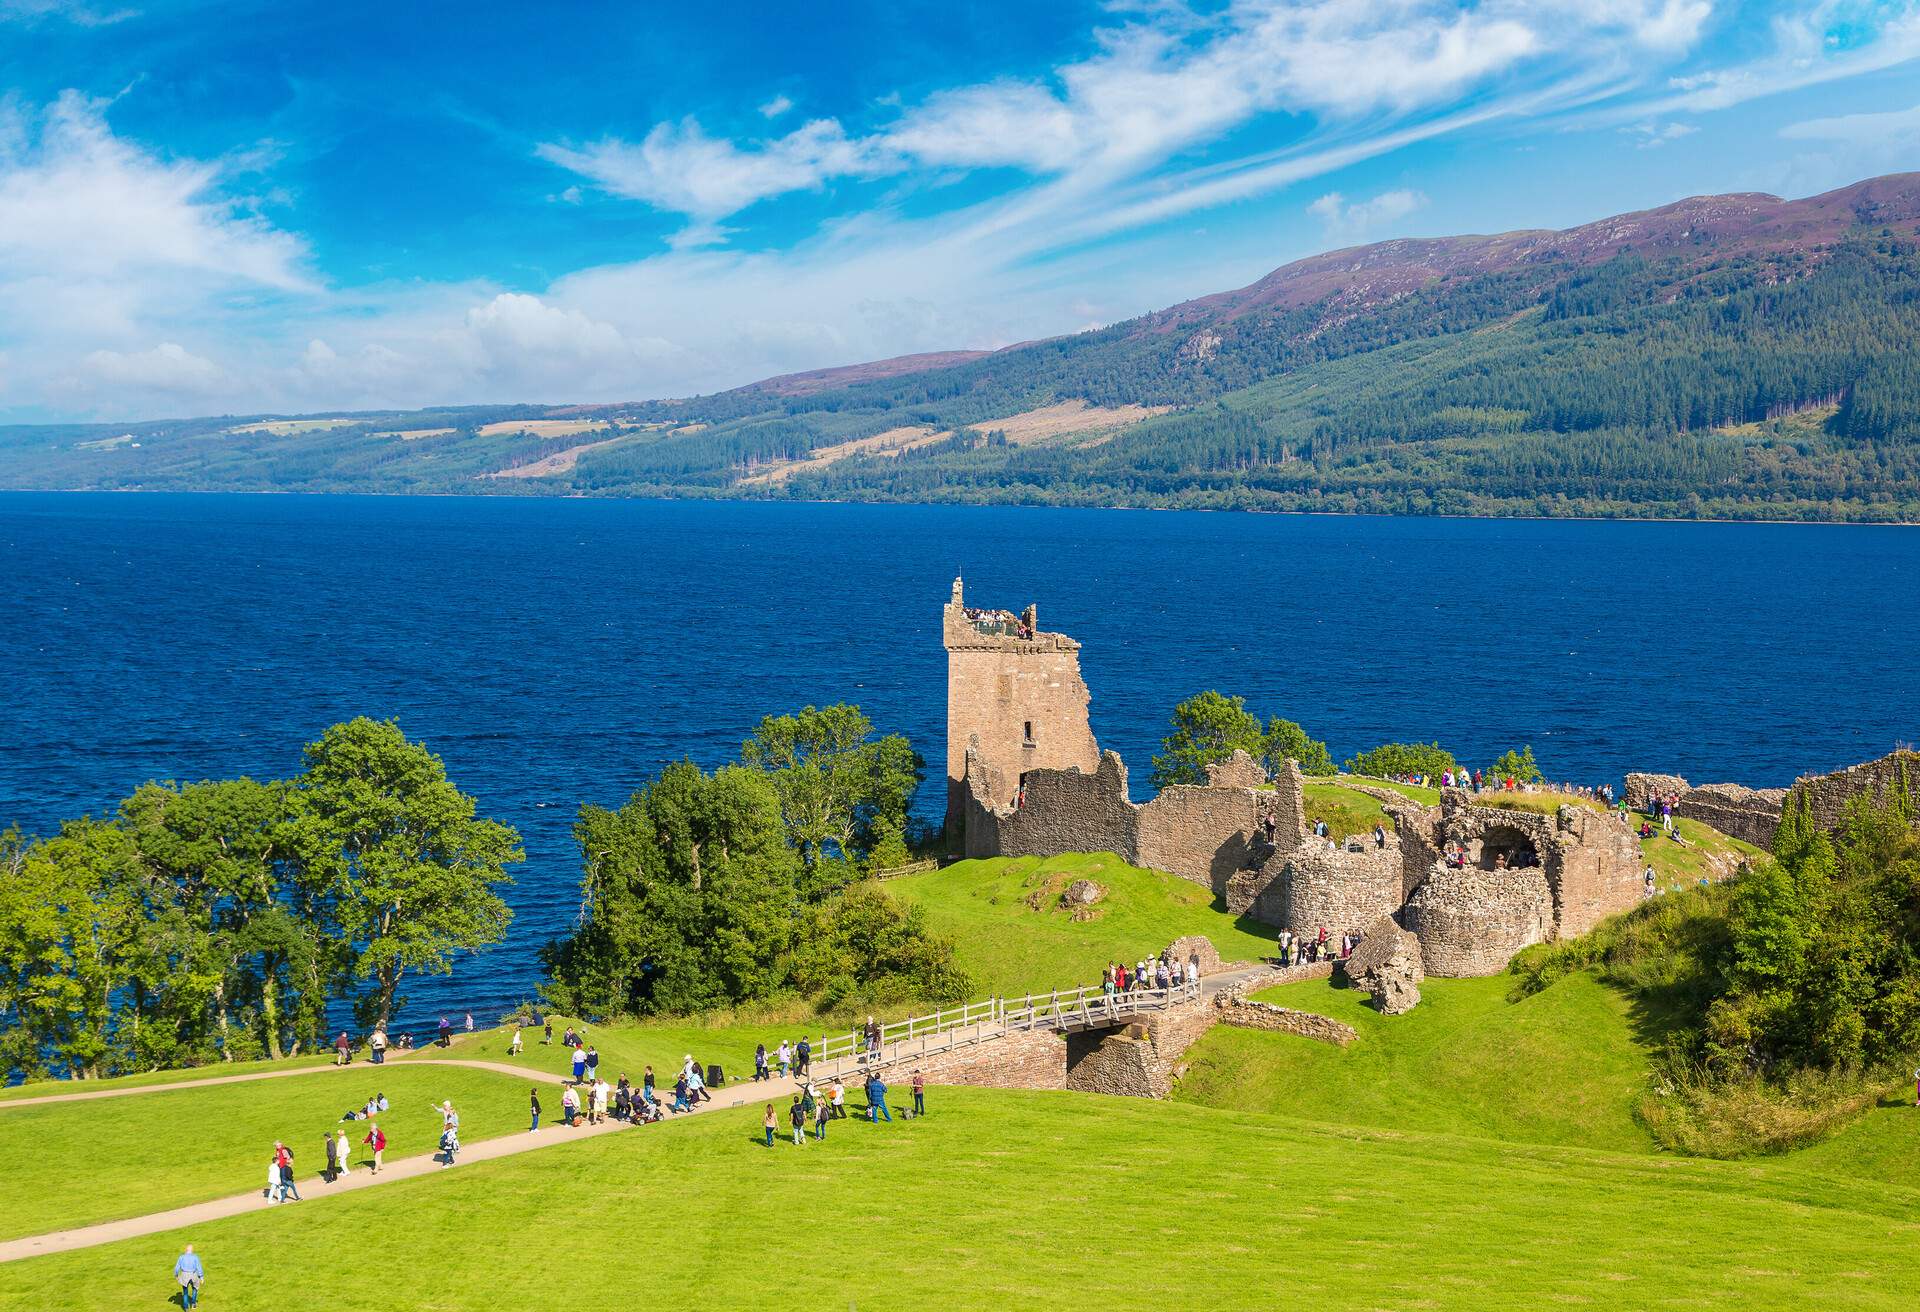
[806,978,1203,1079]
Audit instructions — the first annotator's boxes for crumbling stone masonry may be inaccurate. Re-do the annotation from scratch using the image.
[1624,771,1786,850]
[1785,750,1920,835]
[943,577,1100,839]
[1339,915,1424,1014]
[1404,865,1553,977]
[963,746,1287,894]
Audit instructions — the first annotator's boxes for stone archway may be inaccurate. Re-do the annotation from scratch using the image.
[1478,824,1539,871]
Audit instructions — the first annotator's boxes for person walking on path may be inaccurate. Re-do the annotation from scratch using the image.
[362,1123,385,1174]
[333,1030,351,1066]
[755,1043,769,1081]
[911,1070,925,1117]
[369,1028,387,1066]
[590,1078,609,1125]
[688,1064,710,1104]
[796,1036,811,1078]
[642,1066,657,1106]
[584,1045,600,1083]
[334,1129,351,1179]
[763,1102,777,1147]
[777,1040,790,1078]
[173,1245,204,1309]
[571,1045,587,1084]
[561,1085,580,1126]
[529,1087,542,1132]
[272,1142,300,1202]
[671,1073,690,1114]
[866,1075,891,1123]
[323,1132,339,1183]
[789,1095,807,1146]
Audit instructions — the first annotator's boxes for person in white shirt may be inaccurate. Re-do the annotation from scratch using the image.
[335,1129,351,1177]
[508,1027,523,1055]
[776,1041,790,1077]
[590,1078,610,1124]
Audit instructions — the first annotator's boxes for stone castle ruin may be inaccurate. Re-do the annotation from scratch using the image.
[944,581,1913,981]
[946,580,1647,979]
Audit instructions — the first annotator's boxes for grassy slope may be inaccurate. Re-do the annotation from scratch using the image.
[0,1065,530,1241]
[0,1053,334,1103]
[888,853,1276,991]
[1641,813,1767,891]
[6,1090,1917,1312]
[1177,973,1656,1152]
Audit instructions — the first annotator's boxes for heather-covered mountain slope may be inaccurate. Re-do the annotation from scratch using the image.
[6,174,1920,520]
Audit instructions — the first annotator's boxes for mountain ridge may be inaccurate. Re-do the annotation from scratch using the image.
[4,171,1920,523]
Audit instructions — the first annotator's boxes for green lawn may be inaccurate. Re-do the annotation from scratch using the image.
[6,1089,1917,1311]
[0,1053,334,1103]
[0,1065,530,1241]
[1176,972,1659,1152]
[889,853,1277,992]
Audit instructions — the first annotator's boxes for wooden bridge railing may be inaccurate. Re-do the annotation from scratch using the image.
[807,977,1202,1074]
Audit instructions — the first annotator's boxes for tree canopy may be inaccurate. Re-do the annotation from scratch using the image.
[0,719,519,1079]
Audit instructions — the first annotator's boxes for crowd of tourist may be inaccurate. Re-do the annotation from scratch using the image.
[1274,925,1364,966]
[1376,768,1619,806]
[962,606,1032,640]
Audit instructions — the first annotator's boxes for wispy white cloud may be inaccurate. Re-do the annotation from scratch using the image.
[758,94,794,120]
[1308,187,1430,239]
[1781,99,1920,142]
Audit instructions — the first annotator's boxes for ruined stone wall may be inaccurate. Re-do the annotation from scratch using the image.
[1270,759,1307,847]
[1678,783,1784,851]
[1405,866,1552,977]
[1223,852,1287,923]
[1390,804,1442,901]
[944,579,1100,837]
[907,1027,1068,1091]
[1788,750,1920,835]
[1545,805,1645,939]
[1213,999,1359,1044]
[1065,1026,1162,1096]
[1625,772,1690,810]
[969,749,1139,863]
[1136,783,1263,893]
[1280,840,1406,936]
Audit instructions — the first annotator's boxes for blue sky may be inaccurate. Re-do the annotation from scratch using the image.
[2,0,1918,422]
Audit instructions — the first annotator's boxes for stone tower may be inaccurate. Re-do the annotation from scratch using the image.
[943,576,1100,840]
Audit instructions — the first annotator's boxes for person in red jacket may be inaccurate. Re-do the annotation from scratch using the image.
[362,1123,386,1174]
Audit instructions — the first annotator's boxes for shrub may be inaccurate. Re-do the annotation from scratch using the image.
[1345,741,1457,779]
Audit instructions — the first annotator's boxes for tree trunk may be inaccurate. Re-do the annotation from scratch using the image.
[262,975,284,1061]
[215,981,233,1062]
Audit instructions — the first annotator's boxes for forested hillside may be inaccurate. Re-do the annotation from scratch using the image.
[6,174,1920,521]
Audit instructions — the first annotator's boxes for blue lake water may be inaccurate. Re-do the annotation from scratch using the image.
[3,492,1916,1028]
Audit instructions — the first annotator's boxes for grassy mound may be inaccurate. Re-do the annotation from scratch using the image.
[1176,973,1657,1152]
[1301,780,1395,840]
[0,1065,529,1240]
[887,853,1275,992]
[6,1089,1917,1311]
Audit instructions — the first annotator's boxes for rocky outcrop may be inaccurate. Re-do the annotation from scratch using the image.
[1340,915,1424,1014]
